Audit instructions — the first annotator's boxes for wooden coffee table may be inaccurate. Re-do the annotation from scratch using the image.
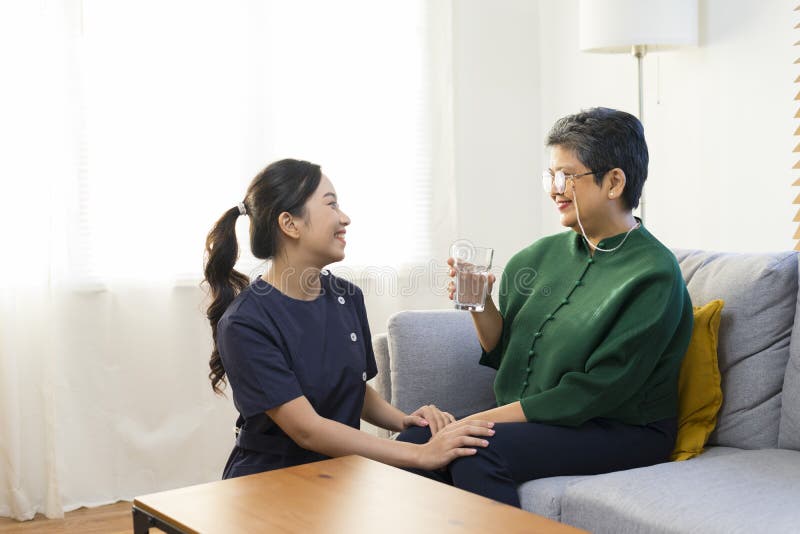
[132,455,587,533]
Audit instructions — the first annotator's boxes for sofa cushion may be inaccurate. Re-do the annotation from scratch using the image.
[386,310,496,417]
[671,299,724,461]
[689,445,745,460]
[672,250,798,449]
[561,448,800,534]
[780,255,800,450]
[515,446,740,521]
[518,475,591,522]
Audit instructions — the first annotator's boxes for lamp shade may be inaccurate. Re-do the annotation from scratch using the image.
[579,0,698,53]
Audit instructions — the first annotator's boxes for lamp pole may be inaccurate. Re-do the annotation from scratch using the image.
[633,44,646,223]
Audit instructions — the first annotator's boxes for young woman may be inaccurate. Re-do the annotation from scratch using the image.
[203,158,494,478]
[397,108,694,507]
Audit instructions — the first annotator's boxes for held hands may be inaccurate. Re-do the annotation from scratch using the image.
[415,419,495,471]
[446,257,496,302]
[402,404,456,436]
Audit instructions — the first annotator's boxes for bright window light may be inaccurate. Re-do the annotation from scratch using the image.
[78,0,431,284]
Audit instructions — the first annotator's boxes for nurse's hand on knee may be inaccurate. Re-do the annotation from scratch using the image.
[403,404,456,436]
[414,420,495,471]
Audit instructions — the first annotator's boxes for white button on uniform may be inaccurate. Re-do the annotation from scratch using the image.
[338,296,346,304]
[362,371,367,382]
[350,332,358,342]
[321,269,329,276]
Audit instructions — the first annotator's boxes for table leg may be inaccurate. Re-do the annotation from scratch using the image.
[132,506,151,534]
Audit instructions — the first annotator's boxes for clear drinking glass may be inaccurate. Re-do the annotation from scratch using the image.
[451,242,494,312]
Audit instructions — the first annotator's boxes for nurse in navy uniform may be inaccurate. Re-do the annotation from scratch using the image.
[203,158,495,478]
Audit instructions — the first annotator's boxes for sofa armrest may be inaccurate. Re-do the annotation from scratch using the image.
[366,333,392,438]
[371,332,391,403]
[385,310,496,418]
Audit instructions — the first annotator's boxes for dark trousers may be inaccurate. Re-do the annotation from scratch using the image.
[396,417,677,508]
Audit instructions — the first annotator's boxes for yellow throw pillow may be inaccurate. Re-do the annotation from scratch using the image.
[671,299,725,461]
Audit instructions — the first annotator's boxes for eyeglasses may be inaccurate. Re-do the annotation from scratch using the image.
[541,169,609,194]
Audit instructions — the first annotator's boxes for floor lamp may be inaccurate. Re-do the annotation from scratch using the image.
[578,0,698,223]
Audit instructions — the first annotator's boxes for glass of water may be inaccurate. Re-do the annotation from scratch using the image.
[451,242,494,312]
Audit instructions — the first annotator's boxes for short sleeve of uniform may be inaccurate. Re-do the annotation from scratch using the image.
[218,316,303,418]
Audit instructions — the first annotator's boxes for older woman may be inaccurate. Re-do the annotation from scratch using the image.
[397,107,694,507]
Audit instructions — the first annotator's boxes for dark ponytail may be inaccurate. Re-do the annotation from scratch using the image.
[203,206,250,394]
[203,159,322,394]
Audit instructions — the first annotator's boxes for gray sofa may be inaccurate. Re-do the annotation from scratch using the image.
[372,249,800,533]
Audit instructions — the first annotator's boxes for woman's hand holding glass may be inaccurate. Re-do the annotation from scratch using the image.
[446,257,496,303]
[446,256,504,356]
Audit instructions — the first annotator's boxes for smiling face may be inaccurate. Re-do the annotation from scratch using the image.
[548,145,612,232]
[294,174,351,266]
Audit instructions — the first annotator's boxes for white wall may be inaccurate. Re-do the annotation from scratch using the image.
[645,0,797,252]
[452,0,542,270]
[536,0,798,252]
[361,0,542,334]
[367,0,800,332]
[361,0,797,335]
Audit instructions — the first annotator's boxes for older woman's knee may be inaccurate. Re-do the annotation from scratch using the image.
[396,425,432,445]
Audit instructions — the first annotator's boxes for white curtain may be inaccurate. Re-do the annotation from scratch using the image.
[0,0,454,520]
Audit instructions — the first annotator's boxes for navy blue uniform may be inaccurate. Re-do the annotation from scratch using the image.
[216,270,377,478]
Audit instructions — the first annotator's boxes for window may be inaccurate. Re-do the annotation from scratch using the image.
[2,0,434,287]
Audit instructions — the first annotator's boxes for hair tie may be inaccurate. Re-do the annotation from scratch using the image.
[237,201,247,216]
